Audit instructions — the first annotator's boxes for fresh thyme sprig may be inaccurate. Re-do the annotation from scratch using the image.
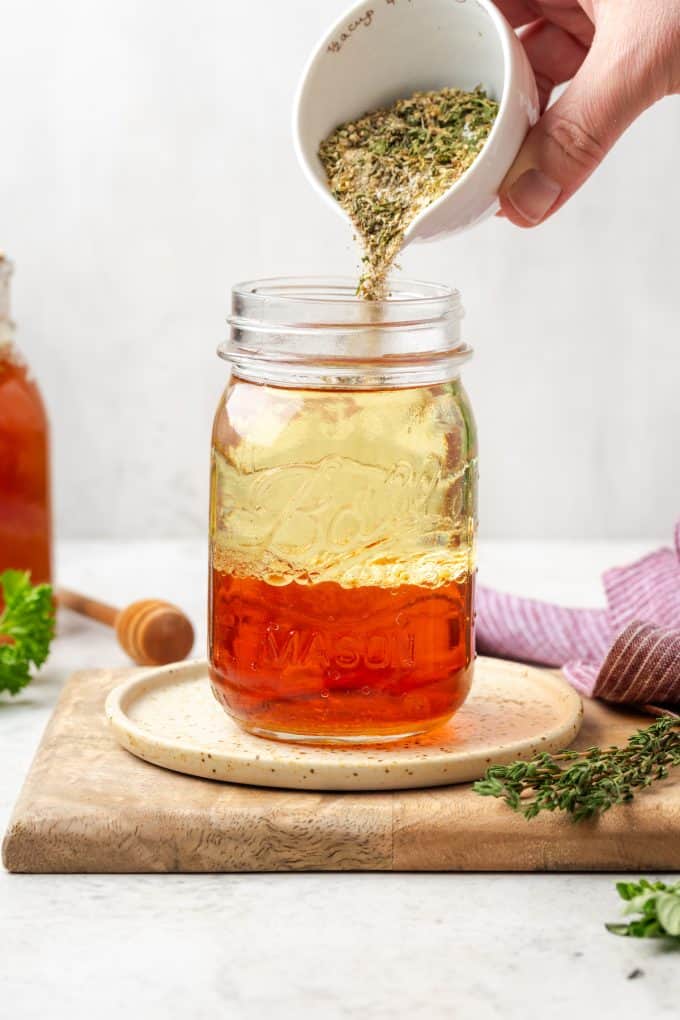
[607,879,680,941]
[0,569,55,694]
[473,716,680,822]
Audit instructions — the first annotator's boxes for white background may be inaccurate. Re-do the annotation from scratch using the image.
[1,0,678,542]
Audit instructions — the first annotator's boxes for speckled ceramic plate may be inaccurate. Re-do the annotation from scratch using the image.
[106,657,583,791]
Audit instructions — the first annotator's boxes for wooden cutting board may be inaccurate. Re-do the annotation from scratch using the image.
[4,665,680,873]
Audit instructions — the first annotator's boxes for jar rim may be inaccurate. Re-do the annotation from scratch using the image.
[231,277,460,303]
[222,275,470,390]
[229,276,463,334]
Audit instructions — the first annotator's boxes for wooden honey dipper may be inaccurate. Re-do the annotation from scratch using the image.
[57,588,195,666]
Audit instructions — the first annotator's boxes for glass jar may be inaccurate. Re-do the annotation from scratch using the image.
[209,278,477,744]
[0,256,52,588]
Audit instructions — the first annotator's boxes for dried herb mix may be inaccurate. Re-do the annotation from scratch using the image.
[318,86,499,300]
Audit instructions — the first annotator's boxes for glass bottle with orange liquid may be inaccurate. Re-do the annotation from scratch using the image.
[209,278,477,744]
[0,256,52,586]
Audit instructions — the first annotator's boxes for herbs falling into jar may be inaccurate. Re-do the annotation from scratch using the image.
[318,87,499,300]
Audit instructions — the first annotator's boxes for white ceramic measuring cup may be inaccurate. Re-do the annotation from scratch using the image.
[293,0,539,243]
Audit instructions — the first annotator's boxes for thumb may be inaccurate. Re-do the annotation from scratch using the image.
[499,38,654,227]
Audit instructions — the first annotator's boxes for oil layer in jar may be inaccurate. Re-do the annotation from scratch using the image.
[209,379,477,742]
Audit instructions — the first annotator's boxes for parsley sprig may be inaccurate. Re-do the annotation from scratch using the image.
[0,570,55,694]
[473,716,680,821]
[607,879,680,941]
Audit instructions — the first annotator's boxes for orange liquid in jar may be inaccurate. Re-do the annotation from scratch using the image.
[0,347,51,585]
[210,377,477,743]
[209,568,474,741]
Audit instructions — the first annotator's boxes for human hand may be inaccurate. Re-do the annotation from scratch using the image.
[495,0,680,226]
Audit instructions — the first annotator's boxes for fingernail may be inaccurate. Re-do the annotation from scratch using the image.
[506,169,561,225]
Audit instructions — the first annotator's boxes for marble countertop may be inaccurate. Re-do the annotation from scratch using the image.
[2,538,677,1020]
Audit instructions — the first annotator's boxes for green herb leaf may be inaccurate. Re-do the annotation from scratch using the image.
[607,880,680,941]
[624,890,663,916]
[473,717,680,821]
[0,570,55,695]
[656,892,680,937]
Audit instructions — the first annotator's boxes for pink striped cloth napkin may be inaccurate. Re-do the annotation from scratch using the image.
[476,522,680,706]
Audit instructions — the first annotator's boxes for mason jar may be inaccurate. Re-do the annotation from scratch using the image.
[209,278,477,744]
[0,255,52,588]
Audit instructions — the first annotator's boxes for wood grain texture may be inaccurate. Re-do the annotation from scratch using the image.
[3,668,680,873]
